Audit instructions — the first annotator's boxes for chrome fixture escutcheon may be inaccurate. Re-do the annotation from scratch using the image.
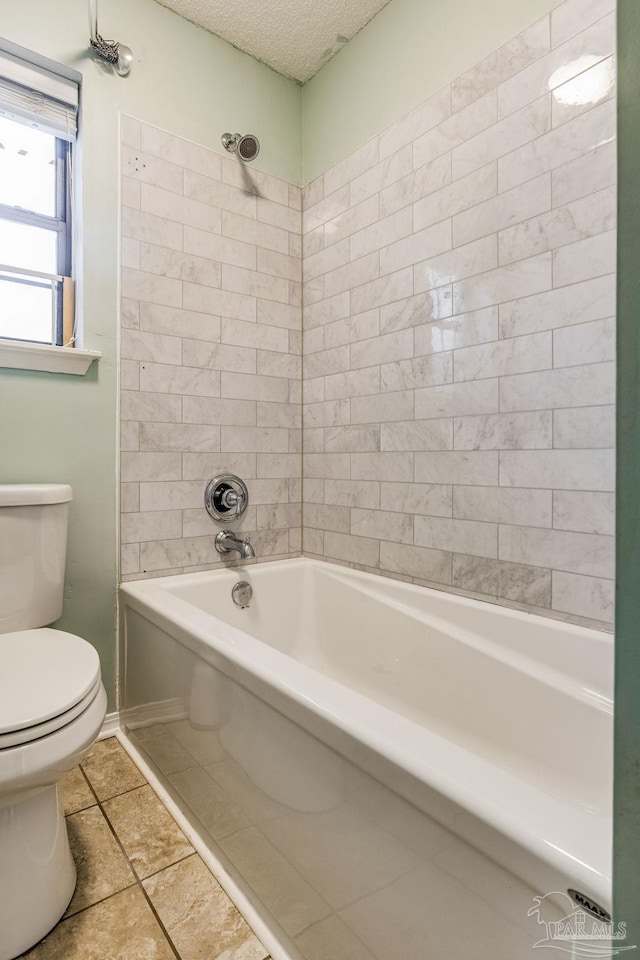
[204,475,249,523]
[231,581,253,608]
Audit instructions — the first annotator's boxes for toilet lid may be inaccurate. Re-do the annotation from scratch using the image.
[0,628,101,738]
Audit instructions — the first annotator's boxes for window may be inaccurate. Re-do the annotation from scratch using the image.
[0,48,78,347]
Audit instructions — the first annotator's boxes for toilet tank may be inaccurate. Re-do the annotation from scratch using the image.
[0,484,73,634]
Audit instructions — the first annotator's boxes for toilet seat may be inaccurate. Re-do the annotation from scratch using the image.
[0,628,102,749]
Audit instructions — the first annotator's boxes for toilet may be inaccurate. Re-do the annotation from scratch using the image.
[0,484,107,960]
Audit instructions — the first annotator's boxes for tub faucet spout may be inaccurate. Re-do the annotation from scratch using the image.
[215,530,255,560]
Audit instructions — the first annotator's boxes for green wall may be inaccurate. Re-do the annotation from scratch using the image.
[614,0,640,943]
[0,0,301,710]
[302,0,565,182]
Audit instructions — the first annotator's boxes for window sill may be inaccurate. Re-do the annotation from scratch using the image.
[0,340,102,376]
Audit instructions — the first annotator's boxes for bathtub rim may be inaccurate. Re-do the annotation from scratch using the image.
[120,556,612,908]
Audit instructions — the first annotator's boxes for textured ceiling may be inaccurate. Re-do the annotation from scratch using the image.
[154,0,393,83]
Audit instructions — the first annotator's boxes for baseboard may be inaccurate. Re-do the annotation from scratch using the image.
[98,711,120,740]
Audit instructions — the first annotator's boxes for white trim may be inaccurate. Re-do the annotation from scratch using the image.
[116,730,292,960]
[97,711,120,740]
[0,339,101,375]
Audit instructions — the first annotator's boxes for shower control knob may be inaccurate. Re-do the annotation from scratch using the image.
[204,475,249,522]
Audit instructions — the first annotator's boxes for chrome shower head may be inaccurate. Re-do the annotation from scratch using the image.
[221,132,260,162]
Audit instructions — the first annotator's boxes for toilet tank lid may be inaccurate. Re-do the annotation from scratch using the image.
[0,484,73,506]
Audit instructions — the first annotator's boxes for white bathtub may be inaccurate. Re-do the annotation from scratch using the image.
[120,557,612,960]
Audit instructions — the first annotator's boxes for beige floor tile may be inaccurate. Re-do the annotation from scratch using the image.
[81,737,146,800]
[143,854,267,960]
[22,885,176,960]
[59,766,96,816]
[64,806,136,916]
[103,784,194,879]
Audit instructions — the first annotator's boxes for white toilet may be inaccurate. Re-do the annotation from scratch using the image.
[0,484,107,960]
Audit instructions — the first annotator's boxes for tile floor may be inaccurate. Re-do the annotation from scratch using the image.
[20,737,271,960]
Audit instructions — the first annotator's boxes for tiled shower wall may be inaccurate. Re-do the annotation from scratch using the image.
[119,118,302,580]
[301,0,616,628]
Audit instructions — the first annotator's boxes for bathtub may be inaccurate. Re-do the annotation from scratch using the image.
[120,557,612,960]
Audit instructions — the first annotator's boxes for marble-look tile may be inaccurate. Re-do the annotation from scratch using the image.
[454,173,551,248]
[64,806,135,916]
[415,451,498,486]
[413,90,497,170]
[553,405,614,449]
[351,509,413,545]
[552,229,616,287]
[499,449,614,491]
[143,855,267,960]
[553,317,615,368]
[59,767,95,816]
[380,482,452,517]
[499,362,615,412]
[551,0,615,48]
[415,379,499,419]
[452,96,551,181]
[23,886,175,960]
[350,145,413,206]
[415,516,498,559]
[380,354,452,393]
[380,153,451,219]
[452,253,551,314]
[552,55,615,128]
[498,525,614,579]
[552,141,615,207]
[103,784,193,879]
[453,486,552,527]
[379,87,451,160]
[414,308,498,355]
[380,418,452,452]
[121,511,182,544]
[553,490,614,536]
[552,570,613,622]
[453,411,552,450]
[498,273,615,338]
[413,163,497,233]
[139,302,221,342]
[380,541,451,584]
[324,531,380,568]
[324,480,381,509]
[453,332,551,382]
[81,738,146,801]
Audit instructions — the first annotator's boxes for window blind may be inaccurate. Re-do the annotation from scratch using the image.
[0,50,78,142]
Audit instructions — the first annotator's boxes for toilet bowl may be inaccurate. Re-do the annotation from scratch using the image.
[0,486,107,959]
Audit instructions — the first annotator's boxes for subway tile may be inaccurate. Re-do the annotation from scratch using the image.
[380,482,452,517]
[182,453,257,481]
[223,210,289,255]
[303,503,352,534]
[121,298,140,330]
[351,452,414,482]
[257,401,301,429]
[500,362,614,411]
[324,531,380,568]
[122,329,182,366]
[499,449,614,490]
[325,309,380,349]
[350,145,413,205]
[452,97,551,180]
[182,283,256,322]
[304,399,350,429]
[121,421,139,452]
[498,15,614,120]
[121,452,181,483]
[415,379,499,419]
[222,264,290,304]
[414,307,498,354]
[499,559,552,607]
[140,537,218,571]
[304,240,350,282]
[257,248,300,284]
[499,186,615,266]
[121,237,140,270]
[380,542,451,584]
[552,571,613,623]
[325,424,380,453]
[453,486,552,527]
[351,509,413,545]
[380,220,452,275]
[120,360,140,392]
[351,208,414,261]
[140,423,221,453]
[324,480,381,509]
[303,345,350,380]
[351,330,414,370]
[380,153,452,219]
[552,55,615,127]
[553,405,615,449]
[415,516,498,559]
[551,0,615,48]
[138,481,204,513]
[454,411,552,450]
[324,253,380,299]
[414,451,498,485]
[380,418,453,451]
[305,186,350,235]
[499,524,614,579]
[499,274,615,338]
[258,299,302,331]
[121,511,182,544]
[257,502,302,531]
[121,268,182,308]
[381,353,453,393]
[142,183,222,233]
[413,90,497,170]
[221,426,290,453]
[220,372,290,402]
[141,124,222,178]
[498,99,615,193]
[121,543,140,575]
[304,453,350,479]
[139,362,221,397]
[121,146,184,194]
[414,237,498,295]
[304,292,350,329]
[184,169,256,218]
[325,367,380,401]
[454,173,551,248]
[553,490,614,535]
[451,17,550,111]
[140,303,221,342]
[182,339,256,374]
[257,196,301,233]
[121,391,182,423]
[221,318,289,353]
[302,174,324,210]
[453,253,552,314]
[351,269,414,315]
[552,230,616,287]
[325,196,380,248]
[122,176,141,210]
[324,138,379,196]
[183,226,256,270]
[351,391,414,425]
[256,350,300,379]
[182,396,256,426]
[552,141,615,207]
[454,332,551,382]
[553,317,615,368]
[122,206,182,251]
[379,87,451,160]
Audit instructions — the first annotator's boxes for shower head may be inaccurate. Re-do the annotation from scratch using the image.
[221,132,260,162]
